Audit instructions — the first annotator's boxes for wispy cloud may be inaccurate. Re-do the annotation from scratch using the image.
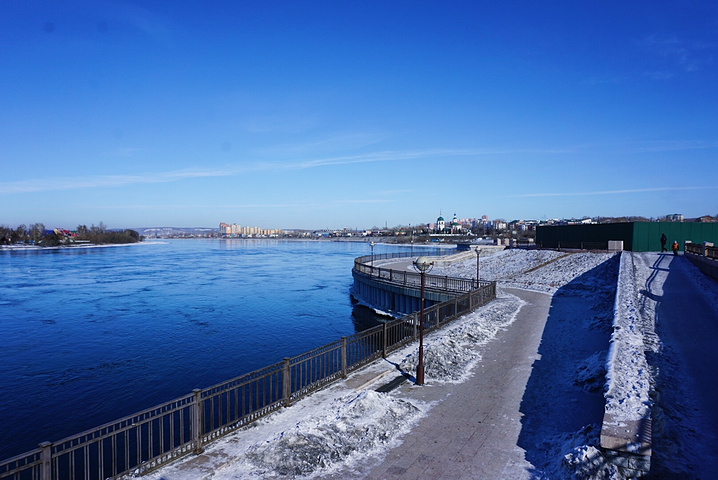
[512,186,718,198]
[638,34,716,77]
[274,146,577,171]
[0,168,234,195]
[627,140,718,153]
[257,132,388,156]
[89,198,391,210]
[0,146,577,195]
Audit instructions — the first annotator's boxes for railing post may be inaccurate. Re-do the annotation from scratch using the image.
[382,322,388,358]
[39,442,52,480]
[282,358,291,407]
[341,337,347,378]
[192,389,204,454]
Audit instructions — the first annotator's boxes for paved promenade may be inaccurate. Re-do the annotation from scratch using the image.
[327,287,553,479]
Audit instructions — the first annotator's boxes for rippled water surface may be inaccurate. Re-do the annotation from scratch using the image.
[0,239,408,459]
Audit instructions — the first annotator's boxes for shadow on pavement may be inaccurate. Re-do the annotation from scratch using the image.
[517,255,619,475]
[645,253,718,478]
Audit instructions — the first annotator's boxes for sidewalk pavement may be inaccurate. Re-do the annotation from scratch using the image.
[325,287,553,479]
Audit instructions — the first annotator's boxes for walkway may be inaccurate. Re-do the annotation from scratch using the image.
[634,253,718,477]
[326,287,554,479]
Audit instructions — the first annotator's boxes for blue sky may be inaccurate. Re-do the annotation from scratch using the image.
[1,1,717,230]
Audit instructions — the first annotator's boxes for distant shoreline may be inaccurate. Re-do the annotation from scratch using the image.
[0,242,145,251]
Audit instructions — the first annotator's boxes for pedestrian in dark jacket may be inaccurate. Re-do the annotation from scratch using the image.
[660,233,667,252]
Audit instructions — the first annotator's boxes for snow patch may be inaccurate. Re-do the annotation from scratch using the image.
[604,252,651,422]
[230,391,423,479]
[398,293,524,383]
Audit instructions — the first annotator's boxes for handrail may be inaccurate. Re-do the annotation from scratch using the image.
[0,253,496,480]
[354,252,492,294]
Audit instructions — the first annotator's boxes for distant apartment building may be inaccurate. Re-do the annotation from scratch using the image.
[219,222,283,237]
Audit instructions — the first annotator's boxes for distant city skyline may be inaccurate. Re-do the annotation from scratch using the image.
[1,2,717,229]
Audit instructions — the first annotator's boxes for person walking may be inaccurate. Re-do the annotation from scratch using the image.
[672,240,679,256]
[660,233,667,252]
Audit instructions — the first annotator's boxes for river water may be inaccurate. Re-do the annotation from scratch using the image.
[0,239,423,460]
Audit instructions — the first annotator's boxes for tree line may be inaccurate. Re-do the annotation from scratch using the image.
[0,222,142,246]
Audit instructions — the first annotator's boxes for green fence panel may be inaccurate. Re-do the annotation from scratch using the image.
[537,222,718,252]
[633,222,718,252]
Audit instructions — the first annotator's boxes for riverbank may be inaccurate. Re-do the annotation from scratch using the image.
[0,239,395,460]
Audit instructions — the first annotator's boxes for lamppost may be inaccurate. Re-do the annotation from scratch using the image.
[370,241,375,269]
[412,256,434,386]
[475,247,481,287]
[410,224,414,257]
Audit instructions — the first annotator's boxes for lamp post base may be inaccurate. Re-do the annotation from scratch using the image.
[416,364,425,386]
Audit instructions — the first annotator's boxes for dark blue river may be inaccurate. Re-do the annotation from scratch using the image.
[0,239,422,460]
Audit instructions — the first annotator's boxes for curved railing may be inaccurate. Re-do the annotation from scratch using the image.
[0,251,496,480]
[354,252,492,293]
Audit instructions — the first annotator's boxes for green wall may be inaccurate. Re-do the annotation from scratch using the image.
[632,222,718,252]
[536,222,718,252]
[536,223,635,250]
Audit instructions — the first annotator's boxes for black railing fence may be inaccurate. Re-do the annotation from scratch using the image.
[354,251,492,293]
[1,252,495,480]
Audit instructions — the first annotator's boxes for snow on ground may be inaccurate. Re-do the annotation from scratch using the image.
[433,248,565,285]
[433,248,616,294]
[604,253,652,422]
[143,249,718,479]
[397,291,525,384]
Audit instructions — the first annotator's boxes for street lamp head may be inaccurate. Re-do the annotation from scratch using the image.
[413,256,434,273]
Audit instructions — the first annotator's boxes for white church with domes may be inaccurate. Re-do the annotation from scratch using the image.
[435,212,463,234]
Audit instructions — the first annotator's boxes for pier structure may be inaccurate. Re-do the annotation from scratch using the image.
[351,251,490,316]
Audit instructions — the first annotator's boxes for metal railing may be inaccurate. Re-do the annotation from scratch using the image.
[1,254,496,480]
[354,252,491,293]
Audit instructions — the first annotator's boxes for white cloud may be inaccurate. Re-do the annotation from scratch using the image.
[513,186,718,198]
[0,168,234,195]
